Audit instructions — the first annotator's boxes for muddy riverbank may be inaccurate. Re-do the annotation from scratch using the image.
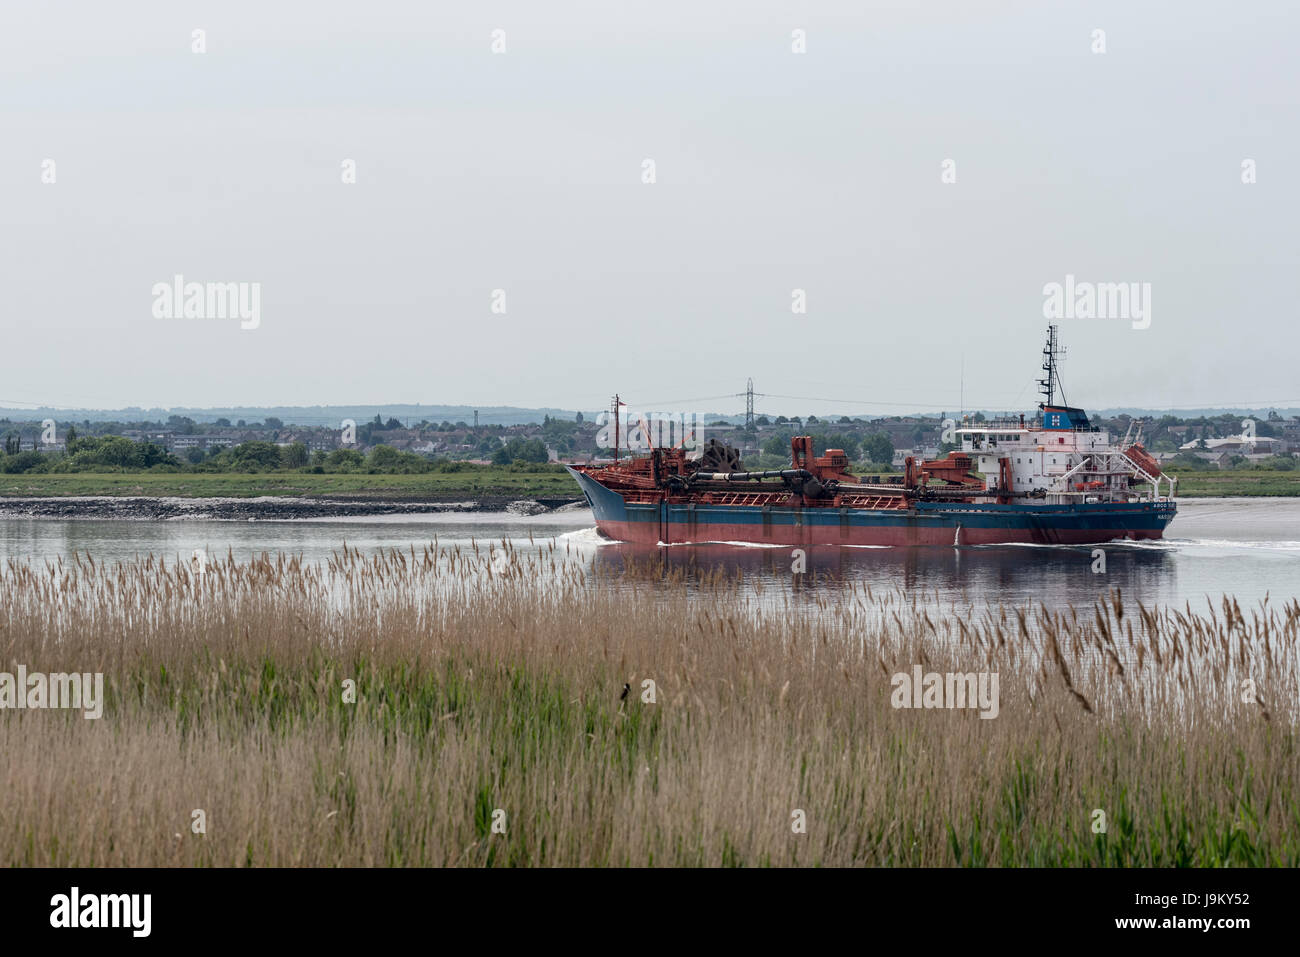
[0,495,587,521]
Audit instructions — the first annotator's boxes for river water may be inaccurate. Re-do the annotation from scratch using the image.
[1,498,1296,613]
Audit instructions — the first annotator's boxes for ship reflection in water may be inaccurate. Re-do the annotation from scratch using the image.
[587,539,1186,611]
[576,496,1299,615]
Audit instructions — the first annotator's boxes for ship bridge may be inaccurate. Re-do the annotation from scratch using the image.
[955,410,1171,503]
[1038,404,1094,431]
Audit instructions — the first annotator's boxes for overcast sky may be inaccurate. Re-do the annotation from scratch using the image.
[2,1,1296,417]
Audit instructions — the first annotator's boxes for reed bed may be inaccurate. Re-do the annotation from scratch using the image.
[0,541,1296,866]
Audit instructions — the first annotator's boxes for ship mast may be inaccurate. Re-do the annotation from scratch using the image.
[610,394,624,463]
[1037,325,1068,408]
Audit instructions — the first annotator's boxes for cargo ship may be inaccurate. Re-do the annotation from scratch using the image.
[569,327,1177,547]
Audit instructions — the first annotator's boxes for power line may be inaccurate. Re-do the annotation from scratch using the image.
[1099,400,1300,412]
[630,387,1300,415]
[630,393,738,408]
[763,393,973,410]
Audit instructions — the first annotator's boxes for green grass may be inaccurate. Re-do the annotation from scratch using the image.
[0,468,582,500]
[1161,469,1300,497]
[4,466,1296,501]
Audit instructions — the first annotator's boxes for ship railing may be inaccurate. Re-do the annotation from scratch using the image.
[1028,424,1103,434]
[959,418,1025,430]
[1050,452,1173,501]
[1114,448,1175,500]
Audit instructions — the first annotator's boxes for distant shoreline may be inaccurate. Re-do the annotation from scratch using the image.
[0,466,1296,521]
[0,495,587,522]
[0,468,582,505]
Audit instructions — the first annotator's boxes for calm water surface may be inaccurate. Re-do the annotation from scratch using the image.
[1,498,1296,613]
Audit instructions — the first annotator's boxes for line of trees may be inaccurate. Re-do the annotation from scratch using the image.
[0,437,563,475]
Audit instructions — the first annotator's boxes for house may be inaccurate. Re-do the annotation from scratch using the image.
[274,431,333,452]
[891,447,939,467]
[171,435,236,452]
[385,438,438,455]
[1178,436,1282,453]
[1283,421,1300,453]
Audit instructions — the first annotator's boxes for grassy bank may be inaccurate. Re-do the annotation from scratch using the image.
[1,546,1296,866]
[1164,468,1300,497]
[2,467,1297,501]
[0,467,581,500]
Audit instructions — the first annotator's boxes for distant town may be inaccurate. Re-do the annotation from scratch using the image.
[1,406,1297,474]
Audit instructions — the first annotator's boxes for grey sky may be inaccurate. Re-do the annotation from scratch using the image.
[2,1,1296,417]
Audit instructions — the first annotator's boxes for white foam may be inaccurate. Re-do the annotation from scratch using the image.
[1168,538,1300,556]
[556,526,619,546]
[983,539,1176,551]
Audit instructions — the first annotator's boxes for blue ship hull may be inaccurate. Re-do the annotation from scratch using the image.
[568,468,1177,546]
